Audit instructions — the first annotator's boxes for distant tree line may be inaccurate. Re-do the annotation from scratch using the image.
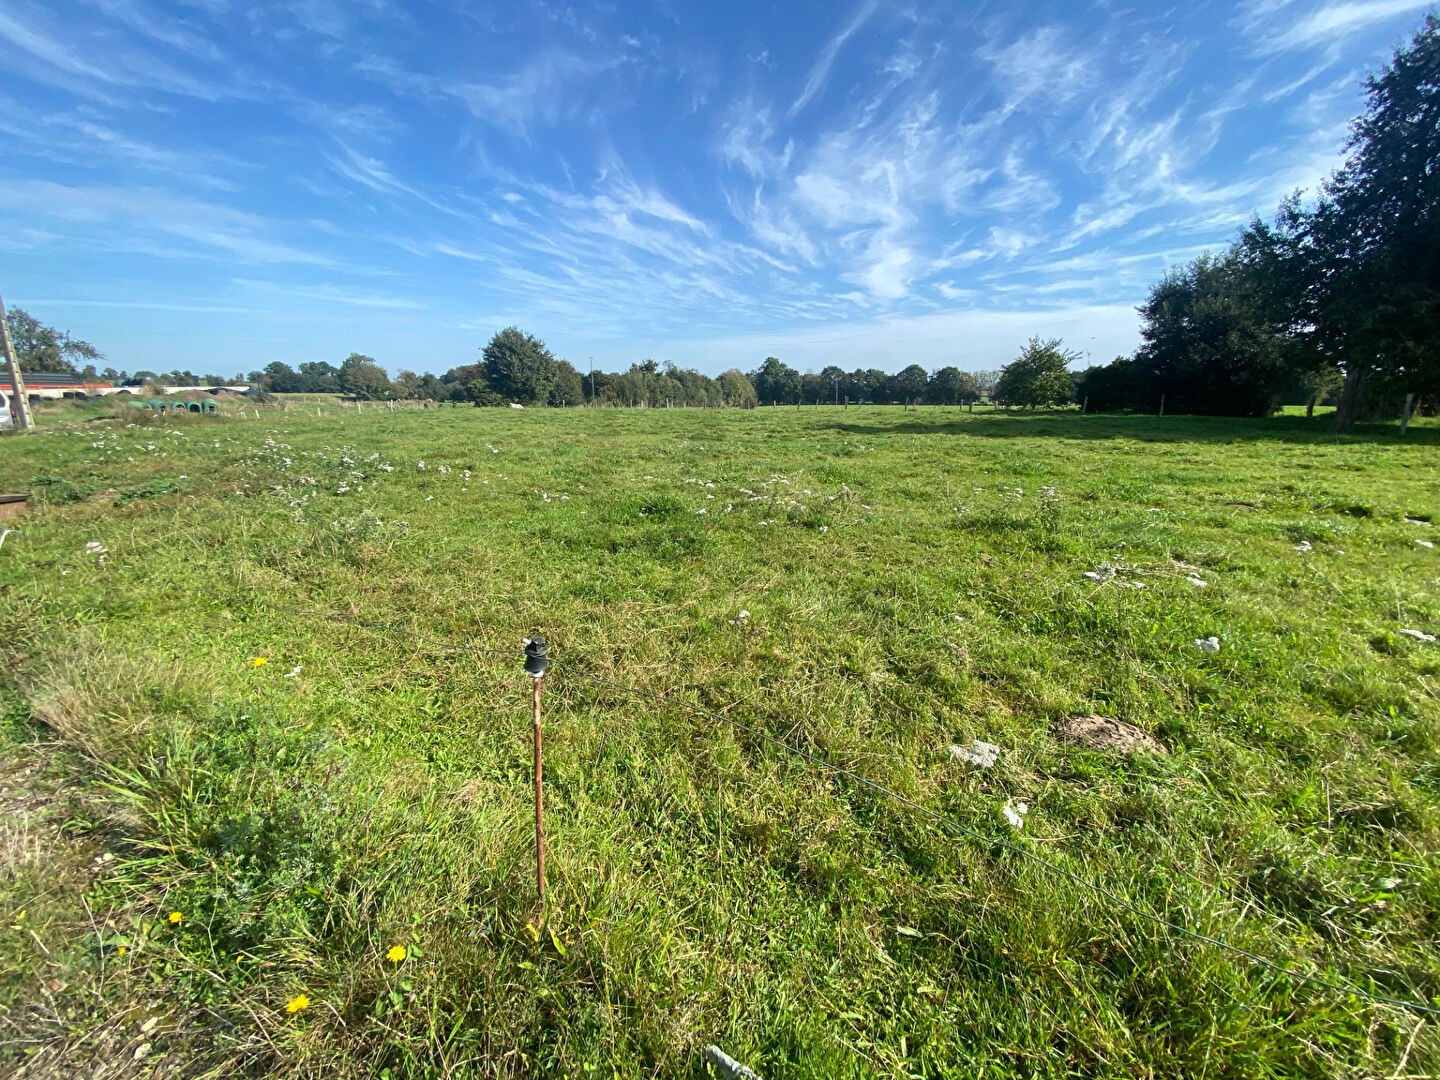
[1078,15,1439,430]
[240,328,1007,409]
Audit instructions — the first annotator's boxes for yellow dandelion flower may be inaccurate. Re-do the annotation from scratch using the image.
[167,911,182,925]
[251,656,268,668]
[236,954,245,963]
[117,946,127,956]
[386,945,407,963]
[286,993,310,1014]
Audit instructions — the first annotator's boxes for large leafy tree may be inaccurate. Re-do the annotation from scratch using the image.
[298,360,342,394]
[263,361,305,394]
[716,369,757,408]
[338,353,393,400]
[1075,358,1146,412]
[994,338,1078,408]
[5,307,103,373]
[549,360,585,406]
[926,366,979,405]
[481,326,558,405]
[1133,250,1292,417]
[887,364,929,403]
[1313,14,1440,428]
[749,356,802,404]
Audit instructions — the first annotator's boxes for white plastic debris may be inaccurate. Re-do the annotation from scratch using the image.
[84,541,107,554]
[1083,566,1116,583]
[1417,540,1434,549]
[949,740,1000,767]
[1294,540,1313,552]
[1002,800,1029,830]
[1186,575,1208,587]
[1194,636,1221,653]
[1398,629,1436,642]
[283,665,303,678]
[0,529,14,551]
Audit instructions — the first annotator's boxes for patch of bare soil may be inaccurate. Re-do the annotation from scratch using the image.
[1051,714,1169,755]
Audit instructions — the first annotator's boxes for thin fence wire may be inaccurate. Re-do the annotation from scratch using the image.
[251,605,1440,1018]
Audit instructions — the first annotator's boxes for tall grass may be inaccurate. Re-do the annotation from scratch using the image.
[1,405,1437,1077]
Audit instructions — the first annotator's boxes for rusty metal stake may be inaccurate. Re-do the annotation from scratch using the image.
[532,671,545,900]
[524,637,550,902]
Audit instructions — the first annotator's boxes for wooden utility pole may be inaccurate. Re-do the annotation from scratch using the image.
[0,293,34,431]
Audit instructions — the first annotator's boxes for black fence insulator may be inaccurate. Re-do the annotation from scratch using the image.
[524,636,550,678]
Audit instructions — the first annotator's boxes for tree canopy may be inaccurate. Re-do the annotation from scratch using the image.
[1098,14,1440,427]
[339,353,393,400]
[994,338,1078,408]
[5,307,103,373]
[481,327,559,406]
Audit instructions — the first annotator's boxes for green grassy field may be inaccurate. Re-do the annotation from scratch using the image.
[1,404,1438,1078]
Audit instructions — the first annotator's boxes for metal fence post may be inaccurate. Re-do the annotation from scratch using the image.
[524,636,550,900]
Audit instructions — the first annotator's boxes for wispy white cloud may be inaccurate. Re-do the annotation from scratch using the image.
[978,25,1095,118]
[232,278,424,310]
[357,48,622,138]
[0,2,232,100]
[0,179,341,266]
[789,0,878,117]
[1247,0,1434,51]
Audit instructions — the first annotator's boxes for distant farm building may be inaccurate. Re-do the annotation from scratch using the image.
[17,372,119,400]
[9,374,250,401]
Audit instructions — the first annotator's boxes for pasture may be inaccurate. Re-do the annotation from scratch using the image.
[1,404,1438,1078]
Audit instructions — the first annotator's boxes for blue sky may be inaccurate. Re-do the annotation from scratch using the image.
[2,0,1434,378]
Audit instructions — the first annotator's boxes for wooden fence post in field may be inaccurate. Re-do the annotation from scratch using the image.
[524,637,550,901]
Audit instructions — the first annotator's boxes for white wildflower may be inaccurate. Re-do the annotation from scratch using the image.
[949,740,999,768]
[1002,801,1028,830]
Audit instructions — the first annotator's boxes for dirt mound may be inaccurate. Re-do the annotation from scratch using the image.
[1052,714,1168,755]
